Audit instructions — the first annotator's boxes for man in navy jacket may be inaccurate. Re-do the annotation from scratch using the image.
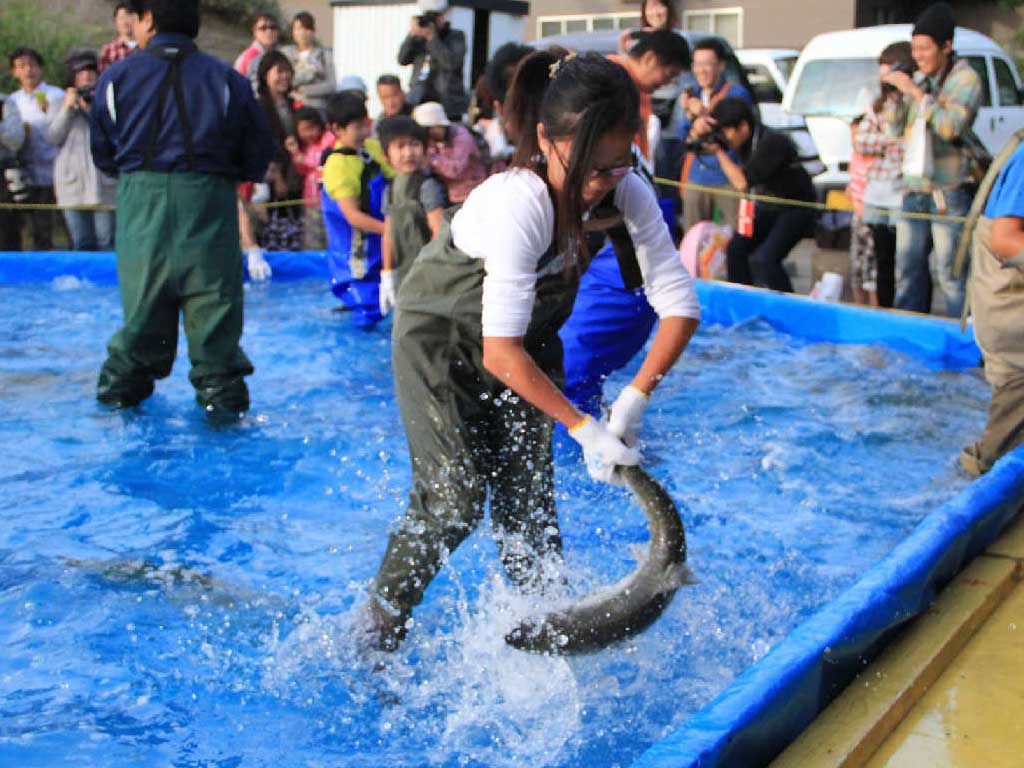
[90,0,275,417]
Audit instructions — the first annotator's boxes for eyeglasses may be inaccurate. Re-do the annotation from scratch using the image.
[256,24,279,31]
[550,142,636,181]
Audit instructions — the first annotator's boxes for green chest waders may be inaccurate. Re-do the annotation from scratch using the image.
[386,173,433,289]
[369,210,579,647]
[96,44,252,412]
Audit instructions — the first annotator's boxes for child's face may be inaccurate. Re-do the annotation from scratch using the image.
[296,119,323,147]
[386,137,425,175]
[332,117,370,149]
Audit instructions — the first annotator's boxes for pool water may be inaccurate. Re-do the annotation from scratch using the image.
[0,278,989,768]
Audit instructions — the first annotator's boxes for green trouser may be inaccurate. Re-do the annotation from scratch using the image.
[387,173,432,289]
[97,172,253,412]
[370,215,578,643]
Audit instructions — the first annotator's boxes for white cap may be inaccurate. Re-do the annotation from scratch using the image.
[338,74,368,95]
[417,0,448,14]
[411,101,450,127]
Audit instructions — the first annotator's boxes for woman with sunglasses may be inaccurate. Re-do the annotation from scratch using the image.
[234,12,280,92]
[365,51,701,651]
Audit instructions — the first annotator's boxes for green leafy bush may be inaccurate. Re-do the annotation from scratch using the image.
[0,0,106,94]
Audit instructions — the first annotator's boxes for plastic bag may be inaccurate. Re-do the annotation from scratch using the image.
[680,221,732,280]
[902,113,933,179]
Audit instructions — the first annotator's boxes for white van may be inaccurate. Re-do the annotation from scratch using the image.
[737,48,800,128]
[782,25,1024,192]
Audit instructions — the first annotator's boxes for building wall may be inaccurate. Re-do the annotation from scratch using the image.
[279,0,336,46]
[527,0,642,41]
[676,0,857,48]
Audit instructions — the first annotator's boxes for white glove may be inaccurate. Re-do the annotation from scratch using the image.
[570,415,640,484]
[246,247,272,281]
[250,182,271,204]
[606,385,649,448]
[379,270,397,316]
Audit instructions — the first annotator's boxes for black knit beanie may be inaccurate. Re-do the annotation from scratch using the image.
[912,2,955,45]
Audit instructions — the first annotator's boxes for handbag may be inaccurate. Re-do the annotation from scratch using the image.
[902,113,933,180]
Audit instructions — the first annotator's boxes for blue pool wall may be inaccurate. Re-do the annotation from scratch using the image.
[0,250,981,370]
[2,250,1014,768]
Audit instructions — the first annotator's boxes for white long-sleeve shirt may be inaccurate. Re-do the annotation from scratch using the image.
[451,168,700,338]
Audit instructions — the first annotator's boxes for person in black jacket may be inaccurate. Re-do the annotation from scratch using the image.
[701,97,815,293]
[90,0,275,417]
[397,0,468,121]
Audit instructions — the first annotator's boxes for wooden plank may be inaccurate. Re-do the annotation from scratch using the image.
[770,554,1018,768]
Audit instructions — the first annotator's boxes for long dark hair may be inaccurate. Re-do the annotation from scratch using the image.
[505,51,641,275]
[874,41,914,114]
[257,50,295,147]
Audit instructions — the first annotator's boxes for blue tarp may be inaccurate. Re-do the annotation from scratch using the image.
[1,249,1007,768]
[633,447,1024,768]
[0,251,981,370]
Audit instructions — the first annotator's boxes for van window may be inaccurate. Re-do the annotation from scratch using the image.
[993,58,1022,106]
[963,56,992,107]
[744,64,783,103]
[790,58,879,117]
[775,56,797,81]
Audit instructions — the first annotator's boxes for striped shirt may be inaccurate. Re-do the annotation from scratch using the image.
[885,58,982,192]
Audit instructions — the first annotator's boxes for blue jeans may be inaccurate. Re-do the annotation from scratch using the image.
[894,188,971,316]
[63,209,115,251]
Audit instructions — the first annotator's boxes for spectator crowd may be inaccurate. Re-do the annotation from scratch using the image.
[0,0,1005,322]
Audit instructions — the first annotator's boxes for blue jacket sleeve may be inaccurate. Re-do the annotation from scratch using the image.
[89,73,119,177]
[231,72,275,183]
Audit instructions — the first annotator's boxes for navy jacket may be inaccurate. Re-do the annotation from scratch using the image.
[90,33,274,182]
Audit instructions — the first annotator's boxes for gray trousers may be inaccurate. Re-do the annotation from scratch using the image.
[682,186,739,234]
[370,221,574,644]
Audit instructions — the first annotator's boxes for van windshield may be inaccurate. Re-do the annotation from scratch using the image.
[790,58,880,117]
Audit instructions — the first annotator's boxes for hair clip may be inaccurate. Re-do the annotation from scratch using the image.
[548,52,577,80]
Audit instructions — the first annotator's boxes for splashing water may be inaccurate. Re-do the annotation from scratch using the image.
[0,279,988,767]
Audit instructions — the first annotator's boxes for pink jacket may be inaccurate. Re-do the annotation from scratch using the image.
[291,130,336,205]
[429,124,486,204]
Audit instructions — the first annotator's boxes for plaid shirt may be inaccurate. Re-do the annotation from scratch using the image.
[98,38,136,72]
[857,108,904,182]
[885,58,982,192]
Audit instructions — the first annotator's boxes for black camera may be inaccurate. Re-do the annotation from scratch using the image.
[882,62,913,94]
[76,86,95,104]
[684,128,727,154]
[417,10,440,27]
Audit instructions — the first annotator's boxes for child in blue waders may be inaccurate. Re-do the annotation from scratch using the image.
[321,92,394,328]
[363,51,701,650]
[90,0,275,416]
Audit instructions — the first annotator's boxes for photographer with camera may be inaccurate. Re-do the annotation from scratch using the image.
[47,51,117,251]
[397,0,468,122]
[678,38,753,234]
[700,96,815,293]
[882,2,983,317]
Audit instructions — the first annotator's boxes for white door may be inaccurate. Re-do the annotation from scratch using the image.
[990,56,1024,152]
[963,54,996,152]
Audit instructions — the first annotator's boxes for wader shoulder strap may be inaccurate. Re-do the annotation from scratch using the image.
[142,44,195,171]
[591,190,644,291]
